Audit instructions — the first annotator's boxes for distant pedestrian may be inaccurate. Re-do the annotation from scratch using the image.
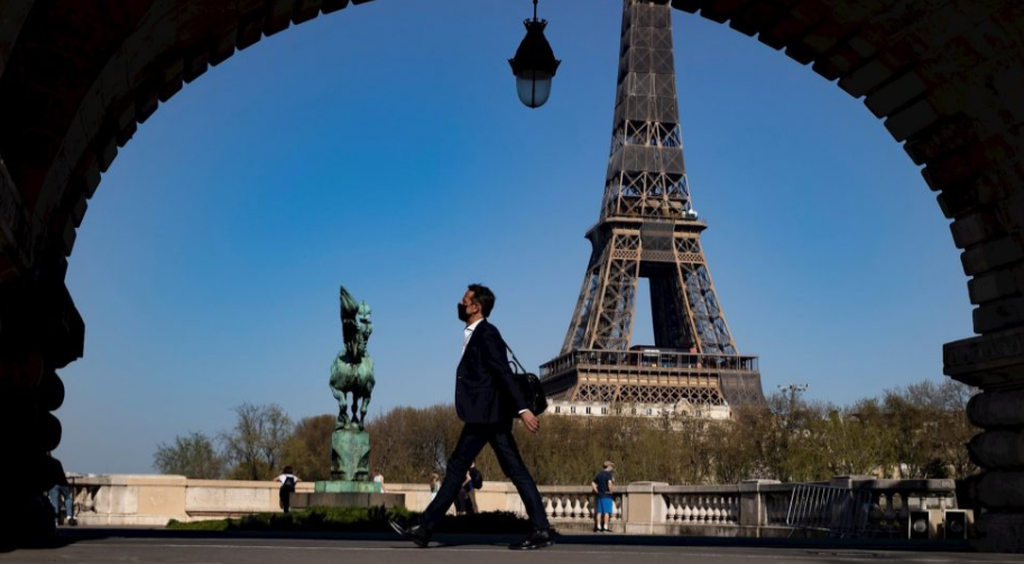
[276,466,300,514]
[429,473,441,502]
[591,461,615,532]
[469,462,483,492]
[456,461,482,515]
[46,455,74,525]
[372,469,385,492]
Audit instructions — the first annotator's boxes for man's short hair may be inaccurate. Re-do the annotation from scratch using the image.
[468,283,495,317]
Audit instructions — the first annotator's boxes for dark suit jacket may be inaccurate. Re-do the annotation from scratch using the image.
[455,319,529,424]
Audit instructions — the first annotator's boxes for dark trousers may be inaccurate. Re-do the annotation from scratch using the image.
[455,487,476,514]
[280,487,293,513]
[419,422,549,532]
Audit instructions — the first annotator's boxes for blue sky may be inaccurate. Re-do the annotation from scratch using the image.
[57,0,972,474]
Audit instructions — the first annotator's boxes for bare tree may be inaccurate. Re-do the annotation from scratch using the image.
[221,403,293,480]
[281,414,336,482]
[159,377,978,486]
[153,431,226,479]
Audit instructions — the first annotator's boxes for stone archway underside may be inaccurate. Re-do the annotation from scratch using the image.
[0,0,1022,550]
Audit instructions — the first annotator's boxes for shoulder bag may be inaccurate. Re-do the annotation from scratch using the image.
[504,343,548,416]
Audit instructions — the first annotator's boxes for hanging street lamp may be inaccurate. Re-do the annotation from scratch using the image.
[508,0,561,109]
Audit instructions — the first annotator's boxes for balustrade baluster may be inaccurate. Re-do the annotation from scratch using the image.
[896,493,908,521]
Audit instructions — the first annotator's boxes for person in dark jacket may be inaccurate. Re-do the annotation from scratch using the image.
[391,284,553,550]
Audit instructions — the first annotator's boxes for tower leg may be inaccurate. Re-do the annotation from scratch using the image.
[586,230,641,351]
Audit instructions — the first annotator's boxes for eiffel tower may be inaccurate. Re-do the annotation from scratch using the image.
[540,0,766,416]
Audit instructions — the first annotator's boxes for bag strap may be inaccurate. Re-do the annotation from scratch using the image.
[504,343,528,375]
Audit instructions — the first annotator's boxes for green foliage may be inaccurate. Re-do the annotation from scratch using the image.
[153,431,226,479]
[166,518,229,531]
[281,414,336,481]
[227,506,411,532]
[365,379,980,485]
[365,405,463,482]
[159,379,980,487]
[882,379,976,479]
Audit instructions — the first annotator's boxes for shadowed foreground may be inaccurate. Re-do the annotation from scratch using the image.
[3,528,1018,564]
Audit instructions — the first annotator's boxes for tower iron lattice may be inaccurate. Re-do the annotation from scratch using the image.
[540,0,766,414]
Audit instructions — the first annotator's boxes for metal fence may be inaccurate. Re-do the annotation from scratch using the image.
[786,483,871,538]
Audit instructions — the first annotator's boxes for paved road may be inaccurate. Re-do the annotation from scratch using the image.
[2,530,1020,564]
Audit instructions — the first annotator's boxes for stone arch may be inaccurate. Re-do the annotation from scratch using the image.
[0,0,1022,550]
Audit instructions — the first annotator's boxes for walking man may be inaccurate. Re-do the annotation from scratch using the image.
[391,284,554,550]
[591,461,615,532]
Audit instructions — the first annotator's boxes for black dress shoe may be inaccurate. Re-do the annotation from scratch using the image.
[509,528,554,550]
[389,519,431,548]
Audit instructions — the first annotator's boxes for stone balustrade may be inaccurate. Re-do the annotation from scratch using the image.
[538,486,624,530]
[68,474,966,538]
[70,474,318,525]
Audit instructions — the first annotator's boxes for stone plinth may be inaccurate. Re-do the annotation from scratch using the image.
[314,480,381,494]
[291,491,404,512]
[331,428,371,481]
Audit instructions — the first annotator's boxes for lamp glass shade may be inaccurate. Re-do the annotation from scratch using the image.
[515,70,552,108]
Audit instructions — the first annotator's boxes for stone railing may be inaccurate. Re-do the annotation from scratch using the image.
[68,474,967,538]
[622,481,785,537]
[851,478,962,538]
[535,478,964,537]
[70,474,318,525]
[537,486,624,531]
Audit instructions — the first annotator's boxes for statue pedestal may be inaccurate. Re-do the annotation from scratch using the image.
[303,475,401,512]
[331,428,371,482]
[290,425,404,511]
[293,487,404,512]
[314,480,381,494]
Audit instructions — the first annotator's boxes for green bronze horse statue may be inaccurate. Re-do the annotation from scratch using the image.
[330,286,376,431]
